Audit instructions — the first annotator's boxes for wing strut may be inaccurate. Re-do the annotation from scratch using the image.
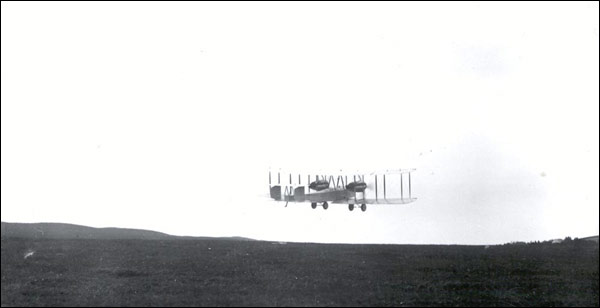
[375,174,378,201]
[383,174,387,201]
[409,172,412,199]
[400,173,404,199]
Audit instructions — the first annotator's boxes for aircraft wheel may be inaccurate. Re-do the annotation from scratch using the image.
[348,204,354,211]
[311,202,317,209]
[361,204,367,212]
[323,202,329,210]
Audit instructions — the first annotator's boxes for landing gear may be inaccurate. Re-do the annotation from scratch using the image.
[348,204,354,211]
[311,202,317,209]
[361,204,367,212]
[322,202,329,210]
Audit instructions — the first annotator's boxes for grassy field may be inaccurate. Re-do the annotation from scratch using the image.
[1,238,598,307]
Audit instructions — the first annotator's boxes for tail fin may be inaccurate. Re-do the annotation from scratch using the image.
[270,186,282,200]
[294,187,305,202]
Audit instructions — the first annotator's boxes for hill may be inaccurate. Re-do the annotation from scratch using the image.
[1,222,173,240]
[581,235,599,243]
[0,222,254,241]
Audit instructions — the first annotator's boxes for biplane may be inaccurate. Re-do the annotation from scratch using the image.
[269,169,416,211]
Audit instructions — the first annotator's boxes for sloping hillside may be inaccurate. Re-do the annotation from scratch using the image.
[0,222,255,241]
[581,235,599,243]
[1,222,172,240]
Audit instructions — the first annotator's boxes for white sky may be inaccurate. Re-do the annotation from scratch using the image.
[1,2,598,244]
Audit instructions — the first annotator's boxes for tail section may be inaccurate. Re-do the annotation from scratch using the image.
[270,186,282,201]
[294,187,305,202]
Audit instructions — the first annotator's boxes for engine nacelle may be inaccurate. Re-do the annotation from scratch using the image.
[309,180,330,191]
[346,181,367,192]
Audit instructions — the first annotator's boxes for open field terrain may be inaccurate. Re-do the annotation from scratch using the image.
[1,224,598,307]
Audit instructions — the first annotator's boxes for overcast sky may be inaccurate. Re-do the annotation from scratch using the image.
[2,2,598,244]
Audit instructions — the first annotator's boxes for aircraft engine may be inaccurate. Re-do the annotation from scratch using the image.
[346,181,367,192]
[309,180,330,191]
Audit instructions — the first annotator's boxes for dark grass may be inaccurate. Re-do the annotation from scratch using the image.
[1,238,598,307]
